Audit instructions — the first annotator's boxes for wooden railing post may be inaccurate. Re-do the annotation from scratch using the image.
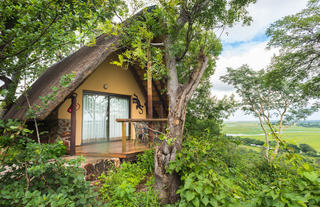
[70,93,77,156]
[122,122,126,152]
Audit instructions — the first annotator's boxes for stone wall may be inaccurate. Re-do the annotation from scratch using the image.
[56,119,72,151]
[82,158,120,181]
[39,117,72,152]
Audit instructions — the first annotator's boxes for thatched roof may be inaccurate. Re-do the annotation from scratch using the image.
[4,6,169,121]
[3,35,168,121]
[3,34,120,120]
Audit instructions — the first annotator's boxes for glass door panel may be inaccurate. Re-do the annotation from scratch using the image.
[82,93,109,144]
[109,96,129,140]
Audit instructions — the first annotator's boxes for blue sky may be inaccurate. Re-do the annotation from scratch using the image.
[210,0,320,121]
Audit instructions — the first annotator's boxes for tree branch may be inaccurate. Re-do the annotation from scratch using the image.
[0,75,12,89]
[0,0,66,61]
[176,20,193,61]
[180,48,209,101]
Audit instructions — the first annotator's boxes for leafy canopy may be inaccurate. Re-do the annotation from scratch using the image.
[0,0,122,109]
[266,0,320,98]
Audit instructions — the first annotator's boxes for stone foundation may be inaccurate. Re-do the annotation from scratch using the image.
[56,119,72,151]
[40,118,72,152]
[82,158,120,181]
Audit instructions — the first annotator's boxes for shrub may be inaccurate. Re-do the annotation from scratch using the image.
[249,156,320,206]
[300,144,317,154]
[99,150,160,207]
[0,119,100,207]
[169,135,265,206]
[137,149,154,174]
[169,134,320,207]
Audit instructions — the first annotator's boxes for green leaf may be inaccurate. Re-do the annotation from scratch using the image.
[185,191,195,202]
[192,197,200,207]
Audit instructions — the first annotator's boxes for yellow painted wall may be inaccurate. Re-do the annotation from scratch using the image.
[57,57,146,145]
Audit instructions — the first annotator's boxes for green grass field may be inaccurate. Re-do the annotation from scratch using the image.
[222,121,320,151]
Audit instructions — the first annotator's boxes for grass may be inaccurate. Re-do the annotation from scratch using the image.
[223,121,320,151]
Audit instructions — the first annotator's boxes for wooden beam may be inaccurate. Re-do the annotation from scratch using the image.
[147,48,153,144]
[152,81,168,115]
[70,93,77,156]
[129,66,147,99]
[122,122,127,152]
[147,61,152,118]
[116,118,168,122]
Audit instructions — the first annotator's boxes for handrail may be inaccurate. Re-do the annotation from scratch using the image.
[116,118,168,122]
[116,118,167,152]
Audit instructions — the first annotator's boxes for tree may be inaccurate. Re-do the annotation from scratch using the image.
[107,0,256,203]
[221,65,314,162]
[185,78,237,137]
[266,0,320,99]
[0,0,121,114]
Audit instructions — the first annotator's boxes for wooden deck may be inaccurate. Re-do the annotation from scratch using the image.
[75,140,150,159]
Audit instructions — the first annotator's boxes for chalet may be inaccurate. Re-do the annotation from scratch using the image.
[3,33,168,159]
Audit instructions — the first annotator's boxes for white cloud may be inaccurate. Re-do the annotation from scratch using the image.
[221,0,309,43]
[211,0,312,121]
[211,41,277,99]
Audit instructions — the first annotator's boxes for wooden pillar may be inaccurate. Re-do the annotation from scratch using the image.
[122,122,127,152]
[70,93,77,156]
[147,49,153,143]
[160,105,164,133]
[147,53,153,119]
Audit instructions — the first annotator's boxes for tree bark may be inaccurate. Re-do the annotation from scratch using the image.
[154,37,209,204]
[1,71,21,117]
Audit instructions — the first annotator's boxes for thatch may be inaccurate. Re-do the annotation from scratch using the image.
[3,34,120,120]
[3,6,169,121]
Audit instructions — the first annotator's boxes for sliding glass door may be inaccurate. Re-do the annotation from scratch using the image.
[109,96,129,139]
[82,92,129,144]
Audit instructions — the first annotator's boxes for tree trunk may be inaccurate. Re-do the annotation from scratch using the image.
[154,36,209,203]
[1,72,21,117]
[154,104,186,203]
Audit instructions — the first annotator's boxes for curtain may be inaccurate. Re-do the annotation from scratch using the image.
[82,93,129,143]
[82,93,108,143]
[109,96,129,139]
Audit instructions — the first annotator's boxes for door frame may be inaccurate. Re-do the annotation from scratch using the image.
[81,90,131,145]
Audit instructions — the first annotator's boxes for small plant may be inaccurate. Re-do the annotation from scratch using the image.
[99,150,160,206]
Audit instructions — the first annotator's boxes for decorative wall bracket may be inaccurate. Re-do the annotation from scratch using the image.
[132,93,144,114]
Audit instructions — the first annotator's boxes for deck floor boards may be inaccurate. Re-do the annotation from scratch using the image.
[75,140,150,158]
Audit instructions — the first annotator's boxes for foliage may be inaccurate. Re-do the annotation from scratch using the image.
[168,135,264,206]
[168,134,320,207]
[223,121,320,152]
[300,144,317,154]
[228,135,318,156]
[221,65,315,161]
[0,120,100,206]
[266,0,320,99]
[249,155,320,207]
[185,79,237,137]
[137,149,155,174]
[0,0,122,111]
[99,149,160,207]
[297,120,320,128]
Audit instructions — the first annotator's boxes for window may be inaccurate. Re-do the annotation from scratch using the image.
[82,92,129,144]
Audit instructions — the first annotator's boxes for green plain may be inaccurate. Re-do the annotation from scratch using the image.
[222,121,320,151]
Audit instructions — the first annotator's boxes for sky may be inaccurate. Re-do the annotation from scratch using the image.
[211,0,320,121]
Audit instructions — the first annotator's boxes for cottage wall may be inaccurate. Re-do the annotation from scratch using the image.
[54,57,146,146]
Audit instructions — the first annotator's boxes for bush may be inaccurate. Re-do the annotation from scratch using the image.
[185,119,221,138]
[137,149,154,174]
[300,144,317,154]
[169,134,320,207]
[169,135,265,206]
[99,149,160,207]
[0,119,100,207]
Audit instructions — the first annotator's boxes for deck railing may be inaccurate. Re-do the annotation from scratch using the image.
[116,118,168,152]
